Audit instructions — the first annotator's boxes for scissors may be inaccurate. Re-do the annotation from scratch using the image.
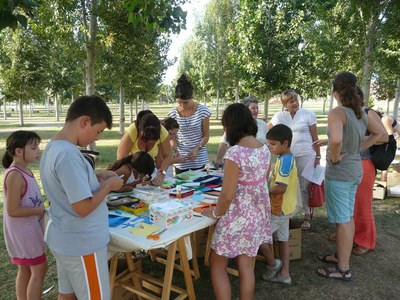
[147,228,167,240]
[193,202,217,213]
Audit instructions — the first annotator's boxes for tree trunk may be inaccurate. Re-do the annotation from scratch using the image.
[393,76,400,119]
[130,101,134,124]
[386,98,390,116]
[29,100,33,117]
[264,91,270,122]
[55,93,60,122]
[135,95,139,120]
[3,96,7,120]
[18,99,24,126]
[216,89,220,120]
[119,84,125,135]
[361,10,378,103]
[235,85,239,103]
[329,93,334,111]
[84,0,98,95]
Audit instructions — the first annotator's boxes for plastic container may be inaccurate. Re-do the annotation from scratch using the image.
[132,185,170,203]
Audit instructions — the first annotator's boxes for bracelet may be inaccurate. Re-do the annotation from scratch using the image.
[158,169,166,176]
[212,209,221,219]
[315,155,321,159]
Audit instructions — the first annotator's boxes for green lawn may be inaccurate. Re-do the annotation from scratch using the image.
[1,101,399,299]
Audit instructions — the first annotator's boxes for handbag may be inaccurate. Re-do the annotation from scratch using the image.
[308,181,325,208]
[369,134,397,171]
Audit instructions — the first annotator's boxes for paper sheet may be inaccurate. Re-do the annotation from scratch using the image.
[129,223,161,235]
[301,159,325,185]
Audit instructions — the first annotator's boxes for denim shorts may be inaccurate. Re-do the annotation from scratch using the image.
[325,178,360,224]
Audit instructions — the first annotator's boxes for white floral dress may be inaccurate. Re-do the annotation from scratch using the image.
[211,144,272,257]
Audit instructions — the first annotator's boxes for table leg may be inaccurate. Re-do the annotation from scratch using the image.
[177,237,196,300]
[125,252,143,300]
[161,241,177,300]
[109,253,119,299]
[189,233,200,279]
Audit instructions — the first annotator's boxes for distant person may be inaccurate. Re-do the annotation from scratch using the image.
[202,103,271,299]
[268,89,320,231]
[40,95,124,299]
[214,95,269,168]
[117,110,172,186]
[168,74,211,174]
[259,124,298,286]
[107,151,155,192]
[2,131,47,300]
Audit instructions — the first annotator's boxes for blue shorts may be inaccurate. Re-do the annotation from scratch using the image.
[325,178,360,224]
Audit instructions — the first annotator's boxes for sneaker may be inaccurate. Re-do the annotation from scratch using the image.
[268,273,292,286]
[262,258,282,281]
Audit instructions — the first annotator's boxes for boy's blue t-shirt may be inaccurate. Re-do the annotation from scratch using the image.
[270,153,298,216]
[39,140,110,256]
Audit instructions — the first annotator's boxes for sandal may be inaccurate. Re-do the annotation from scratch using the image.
[352,246,370,256]
[395,210,400,215]
[318,253,338,264]
[301,219,311,231]
[317,265,352,281]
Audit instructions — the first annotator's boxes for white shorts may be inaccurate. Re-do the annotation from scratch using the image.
[270,215,290,242]
[51,247,110,300]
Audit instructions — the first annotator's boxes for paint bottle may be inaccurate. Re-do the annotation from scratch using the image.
[176,185,182,199]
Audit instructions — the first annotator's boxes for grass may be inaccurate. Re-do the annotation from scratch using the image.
[1,101,400,299]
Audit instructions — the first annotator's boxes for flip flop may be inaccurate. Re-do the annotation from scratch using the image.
[395,210,400,215]
[317,265,352,281]
[352,246,370,256]
[318,253,338,264]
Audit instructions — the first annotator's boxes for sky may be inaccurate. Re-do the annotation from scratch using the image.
[162,0,210,85]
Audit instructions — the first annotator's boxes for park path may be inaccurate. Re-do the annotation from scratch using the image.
[0,122,64,134]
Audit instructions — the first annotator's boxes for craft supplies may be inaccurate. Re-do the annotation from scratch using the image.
[132,185,170,202]
[149,200,193,228]
[170,186,195,198]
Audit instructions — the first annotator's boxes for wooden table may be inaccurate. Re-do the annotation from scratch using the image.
[108,214,215,300]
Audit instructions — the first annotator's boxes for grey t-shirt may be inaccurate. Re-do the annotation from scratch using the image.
[325,106,368,182]
[39,140,109,256]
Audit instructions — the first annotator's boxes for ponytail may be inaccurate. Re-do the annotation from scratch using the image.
[2,151,13,169]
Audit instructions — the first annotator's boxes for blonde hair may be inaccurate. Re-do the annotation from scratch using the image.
[281,89,298,105]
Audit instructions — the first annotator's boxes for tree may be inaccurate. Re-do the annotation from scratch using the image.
[0,0,39,30]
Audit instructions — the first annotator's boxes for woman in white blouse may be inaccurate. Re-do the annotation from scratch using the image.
[268,89,320,231]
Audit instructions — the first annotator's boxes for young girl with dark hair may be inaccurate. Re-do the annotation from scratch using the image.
[202,103,271,299]
[168,74,211,174]
[2,130,47,299]
[108,151,155,192]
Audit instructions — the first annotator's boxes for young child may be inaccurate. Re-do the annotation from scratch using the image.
[202,103,271,300]
[259,124,298,286]
[107,151,155,192]
[39,95,124,300]
[159,117,186,177]
[2,130,47,300]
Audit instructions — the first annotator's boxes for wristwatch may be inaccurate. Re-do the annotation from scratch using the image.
[158,169,166,176]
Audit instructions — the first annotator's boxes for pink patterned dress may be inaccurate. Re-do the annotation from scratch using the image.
[211,144,272,257]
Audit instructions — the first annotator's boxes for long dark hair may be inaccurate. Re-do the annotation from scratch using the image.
[2,130,41,168]
[108,151,155,177]
[137,113,161,141]
[175,74,193,100]
[332,71,363,119]
[222,103,257,146]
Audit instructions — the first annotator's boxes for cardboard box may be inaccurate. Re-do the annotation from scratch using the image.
[273,228,302,261]
[387,172,400,197]
[149,200,193,228]
[373,181,387,200]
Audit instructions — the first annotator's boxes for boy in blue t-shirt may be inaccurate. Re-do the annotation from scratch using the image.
[259,124,298,286]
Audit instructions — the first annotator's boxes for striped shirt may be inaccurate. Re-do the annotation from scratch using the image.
[168,104,211,170]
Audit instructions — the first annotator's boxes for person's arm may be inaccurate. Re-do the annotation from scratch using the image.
[269,183,287,196]
[117,133,133,160]
[187,117,210,161]
[215,142,228,167]
[72,176,124,217]
[328,108,345,163]
[267,121,274,129]
[152,138,172,186]
[360,110,389,152]
[309,124,321,164]
[202,158,239,219]
[5,171,44,218]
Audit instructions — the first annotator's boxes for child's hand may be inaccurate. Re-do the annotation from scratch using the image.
[97,170,118,183]
[106,176,124,192]
[312,139,327,150]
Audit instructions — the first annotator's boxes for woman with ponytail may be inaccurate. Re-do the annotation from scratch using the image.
[314,71,383,281]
